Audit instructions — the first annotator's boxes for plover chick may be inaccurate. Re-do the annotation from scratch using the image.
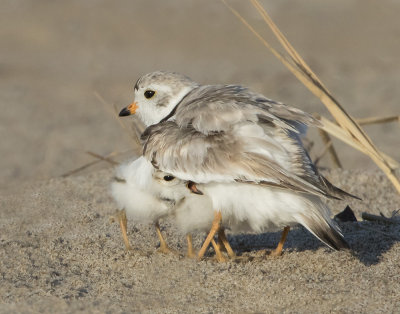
[111,156,230,260]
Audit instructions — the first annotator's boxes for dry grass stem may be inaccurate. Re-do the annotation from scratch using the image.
[222,0,400,193]
[220,0,296,77]
[86,151,119,166]
[61,150,126,177]
[94,91,142,153]
[361,212,400,224]
[317,115,399,170]
[313,140,332,167]
[356,115,400,126]
[317,129,342,168]
[248,0,328,92]
[61,159,103,178]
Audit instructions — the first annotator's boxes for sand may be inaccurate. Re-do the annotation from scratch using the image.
[1,168,400,313]
[1,0,400,313]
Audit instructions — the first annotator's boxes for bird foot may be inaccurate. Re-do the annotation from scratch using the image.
[186,248,197,259]
[157,244,178,255]
[268,249,284,257]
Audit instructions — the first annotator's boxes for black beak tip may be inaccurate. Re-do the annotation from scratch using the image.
[119,107,131,117]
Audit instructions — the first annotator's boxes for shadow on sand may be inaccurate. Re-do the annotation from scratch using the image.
[220,221,399,266]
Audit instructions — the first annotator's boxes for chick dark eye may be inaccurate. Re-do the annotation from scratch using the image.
[163,175,175,182]
[144,90,155,99]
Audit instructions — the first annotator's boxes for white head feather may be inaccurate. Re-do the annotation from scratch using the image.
[132,71,197,126]
[110,156,214,233]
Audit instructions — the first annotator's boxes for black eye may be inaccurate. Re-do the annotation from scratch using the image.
[163,175,175,182]
[144,90,155,99]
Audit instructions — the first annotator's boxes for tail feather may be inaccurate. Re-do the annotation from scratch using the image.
[319,175,361,201]
[310,223,350,250]
[299,213,350,250]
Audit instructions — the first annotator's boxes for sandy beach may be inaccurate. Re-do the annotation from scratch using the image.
[1,1,399,312]
[1,168,400,313]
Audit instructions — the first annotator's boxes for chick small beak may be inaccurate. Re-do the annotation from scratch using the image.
[119,102,138,117]
[187,181,204,195]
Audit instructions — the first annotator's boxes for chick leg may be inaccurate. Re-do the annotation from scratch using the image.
[211,238,227,262]
[155,221,173,254]
[186,233,196,258]
[110,209,132,250]
[218,228,236,258]
[198,211,222,260]
[270,226,290,257]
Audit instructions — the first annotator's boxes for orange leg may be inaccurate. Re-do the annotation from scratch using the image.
[111,209,132,250]
[155,221,173,254]
[270,226,290,256]
[211,238,226,262]
[198,211,222,260]
[186,233,196,258]
[218,228,236,258]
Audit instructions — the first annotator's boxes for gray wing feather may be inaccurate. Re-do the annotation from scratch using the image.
[142,85,354,200]
[176,85,319,134]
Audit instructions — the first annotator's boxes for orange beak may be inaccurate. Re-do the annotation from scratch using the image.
[119,102,138,116]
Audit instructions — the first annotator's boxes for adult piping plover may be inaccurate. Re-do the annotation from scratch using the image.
[119,71,357,258]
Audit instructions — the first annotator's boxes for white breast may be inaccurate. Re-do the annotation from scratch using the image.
[111,157,334,240]
[110,157,216,233]
[110,157,173,223]
[202,182,332,234]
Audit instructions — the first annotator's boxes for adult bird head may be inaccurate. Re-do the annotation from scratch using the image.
[119,71,198,126]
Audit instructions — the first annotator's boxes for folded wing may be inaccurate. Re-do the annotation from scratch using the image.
[141,85,357,200]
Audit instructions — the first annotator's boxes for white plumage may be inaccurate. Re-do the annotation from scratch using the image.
[203,183,316,233]
[111,157,173,223]
[118,71,354,254]
[199,182,343,250]
[110,156,215,236]
[111,156,345,253]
